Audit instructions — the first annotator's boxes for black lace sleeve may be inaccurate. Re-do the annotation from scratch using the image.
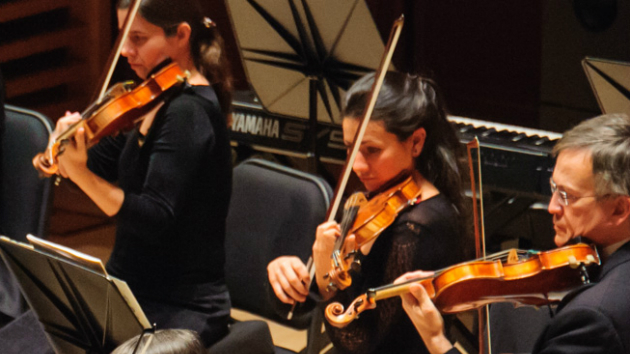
[321,195,463,354]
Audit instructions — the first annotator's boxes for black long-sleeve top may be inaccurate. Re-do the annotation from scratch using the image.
[87,84,232,294]
[323,194,464,354]
[271,193,466,354]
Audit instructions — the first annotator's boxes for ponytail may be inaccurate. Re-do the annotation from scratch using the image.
[193,17,233,125]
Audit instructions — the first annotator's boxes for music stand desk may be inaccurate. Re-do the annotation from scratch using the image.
[0,235,152,354]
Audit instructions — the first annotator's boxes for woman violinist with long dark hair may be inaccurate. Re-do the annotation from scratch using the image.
[48,0,233,346]
[267,71,471,354]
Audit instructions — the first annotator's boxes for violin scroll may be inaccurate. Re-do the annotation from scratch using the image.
[325,294,375,328]
[33,147,61,177]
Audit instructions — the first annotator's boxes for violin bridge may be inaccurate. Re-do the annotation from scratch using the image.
[507,249,519,264]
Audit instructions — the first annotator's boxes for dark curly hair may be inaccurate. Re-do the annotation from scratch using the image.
[342,71,471,257]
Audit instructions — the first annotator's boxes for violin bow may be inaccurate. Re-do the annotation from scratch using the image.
[93,0,143,104]
[466,137,492,354]
[287,14,405,320]
[34,0,143,182]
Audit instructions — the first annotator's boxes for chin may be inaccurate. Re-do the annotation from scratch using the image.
[361,181,380,192]
[554,234,571,248]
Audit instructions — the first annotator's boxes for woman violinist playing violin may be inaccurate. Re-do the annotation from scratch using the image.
[51,0,233,347]
[267,71,471,354]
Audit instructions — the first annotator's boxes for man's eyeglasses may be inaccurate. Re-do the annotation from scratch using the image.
[549,178,597,206]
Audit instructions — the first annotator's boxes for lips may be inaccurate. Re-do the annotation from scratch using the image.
[553,222,564,233]
[359,178,377,188]
[357,174,375,182]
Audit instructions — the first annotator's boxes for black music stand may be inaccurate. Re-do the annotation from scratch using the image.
[582,57,630,115]
[0,235,153,354]
[225,0,390,169]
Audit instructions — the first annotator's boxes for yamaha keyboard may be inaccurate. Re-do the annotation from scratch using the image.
[229,91,562,199]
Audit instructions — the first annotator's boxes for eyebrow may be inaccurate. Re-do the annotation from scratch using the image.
[553,178,581,195]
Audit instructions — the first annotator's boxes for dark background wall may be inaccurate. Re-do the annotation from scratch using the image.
[207,0,630,133]
[1,0,627,276]
[3,0,628,133]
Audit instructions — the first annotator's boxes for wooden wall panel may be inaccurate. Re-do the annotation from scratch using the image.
[0,0,113,120]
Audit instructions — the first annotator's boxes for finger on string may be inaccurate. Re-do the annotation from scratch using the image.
[75,127,86,150]
[408,283,431,308]
[345,234,356,252]
[403,270,434,282]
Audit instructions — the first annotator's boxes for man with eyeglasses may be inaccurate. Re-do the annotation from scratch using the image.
[395,113,630,354]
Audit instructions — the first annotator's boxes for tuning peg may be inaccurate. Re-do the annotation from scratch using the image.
[327,283,338,293]
[351,259,361,273]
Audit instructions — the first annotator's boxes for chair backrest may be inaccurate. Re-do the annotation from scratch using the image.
[225,158,332,328]
[0,104,53,240]
[0,105,53,318]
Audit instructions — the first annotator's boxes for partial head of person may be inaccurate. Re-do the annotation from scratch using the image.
[111,329,207,354]
[549,113,630,250]
[116,0,232,115]
[341,71,464,209]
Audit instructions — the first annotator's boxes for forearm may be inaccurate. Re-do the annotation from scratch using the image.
[315,257,336,301]
[312,221,341,301]
[420,332,454,354]
[70,169,124,216]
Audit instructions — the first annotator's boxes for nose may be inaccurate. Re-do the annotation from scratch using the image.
[120,40,133,58]
[352,152,369,175]
[547,191,563,216]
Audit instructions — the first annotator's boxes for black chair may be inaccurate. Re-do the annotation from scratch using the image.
[0,310,53,354]
[483,302,552,354]
[0,104,53,320]
[210,158,333,354]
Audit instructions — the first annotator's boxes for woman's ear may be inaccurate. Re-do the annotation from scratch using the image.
[411,127,426,158]
[174,22,192,47]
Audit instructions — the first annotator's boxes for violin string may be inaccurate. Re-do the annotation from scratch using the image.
[371,249,535,293]
[335,193,362,250]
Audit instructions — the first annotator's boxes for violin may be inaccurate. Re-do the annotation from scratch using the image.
[32,62,188,177]
[325,243,600,328]
[325,173,422,291]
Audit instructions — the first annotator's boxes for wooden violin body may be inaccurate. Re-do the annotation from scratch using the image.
[33,63,187,176]
[325,243,600,328]
[326,174,422,291]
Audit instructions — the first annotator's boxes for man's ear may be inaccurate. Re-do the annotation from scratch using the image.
[610,195,630,226]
